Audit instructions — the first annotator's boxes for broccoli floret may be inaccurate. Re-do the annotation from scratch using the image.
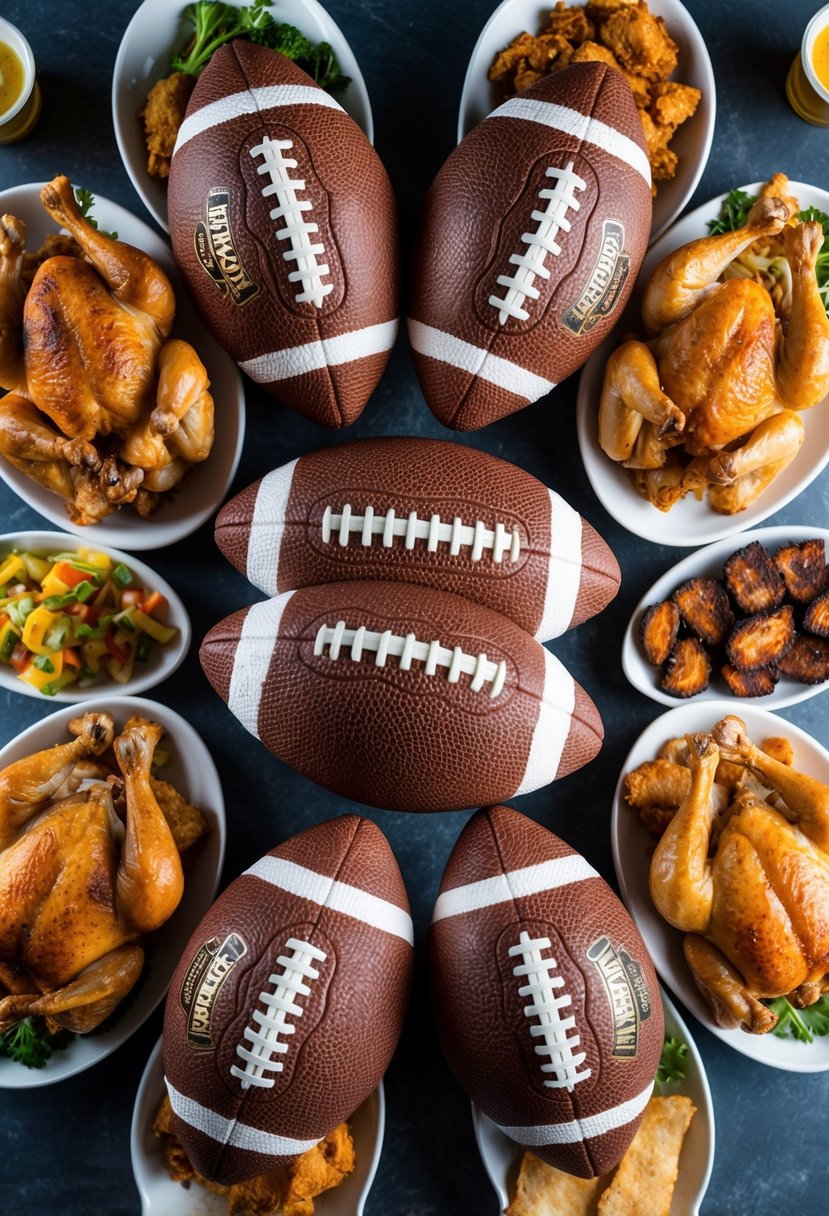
[249,20,313,61]
[302,42,351,95]
[171,0,274,75]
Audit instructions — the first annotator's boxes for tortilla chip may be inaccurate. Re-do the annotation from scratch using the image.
[597,1094,696,1216]
[506,1152,600,1216]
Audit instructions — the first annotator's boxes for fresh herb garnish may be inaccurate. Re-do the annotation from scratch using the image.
[74,187,118,240]
[769,994,829,1043]
[0,1017,71,1069]
[706,187,758,235]
[656,1035,689,1086]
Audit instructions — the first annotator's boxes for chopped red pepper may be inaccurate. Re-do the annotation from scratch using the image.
[53,561,91,589]
[140,590,167,616]
[9,641,30,673]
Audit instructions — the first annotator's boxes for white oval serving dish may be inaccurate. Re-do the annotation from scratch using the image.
[622,525,829,711]
[0,695,225,1087]
[612,699,829,1071]
[113,0,374,234]
[131,1038,385,1216]
[0,183,244,551]
[577,181,829,547]
[472,986,714,1215]
[0,531,191,702]
[456,0,715,242]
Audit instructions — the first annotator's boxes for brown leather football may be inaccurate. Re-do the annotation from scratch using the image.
[168,41,399,427]
[408,62,652,430]
[162,814,413,1185]
[213,437,620,641]
[199,581,603,812]
[430,806,663,1176]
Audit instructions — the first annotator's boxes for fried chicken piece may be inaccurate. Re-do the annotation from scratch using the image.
[624,758,691,808]
[725,605,795,672]
[599,2,679,81]
[804,589,829,638]
[661,637,711,698]
[280,1124,355,1216]
[526,33,574,74]
[672,577,734,646]
[773,539,829,604]
[649,80,701,130]
[761,735,795,766]
[622,69,652,108]
[640,600,680,664]
[723,541,786,613]
[569,39,620,69]
[778,634,829,685]
[149,776,209,853]
[140,72,196,179]
[721,662,778,698]
[757,172,800,222]
[638,110,679,184]
[544,2,595,43]
[489,31,537,82]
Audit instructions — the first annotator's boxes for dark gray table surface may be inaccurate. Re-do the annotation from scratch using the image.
[1,1,828,1212]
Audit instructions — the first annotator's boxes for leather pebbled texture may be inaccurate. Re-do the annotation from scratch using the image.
[214,436,620,640]
[199,581,604,812]
[163,815,413,1185]
[408,62,651,430]
[430,805,664,1176]
[168,41,399,426]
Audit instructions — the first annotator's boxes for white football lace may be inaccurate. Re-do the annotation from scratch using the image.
[250,135,333,308]
[320,504,522,563]
[509,929,591,1092]
[230,937,327,1090]
[489,161,586,325]
[313,620,508,698]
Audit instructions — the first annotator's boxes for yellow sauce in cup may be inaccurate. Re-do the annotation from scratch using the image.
[0,41,25,119]
[813,24,829,92]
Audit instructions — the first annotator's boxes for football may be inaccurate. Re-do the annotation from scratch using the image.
[408,62,652,430]
[199,581,603,812]
[430,805,663,1176]
[168,40,399,427]
[214,437,620,642]
[163,814,413,1185]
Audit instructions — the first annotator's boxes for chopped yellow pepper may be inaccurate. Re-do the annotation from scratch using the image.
[18,650,64,691]
[132,609,177,645]
[0,554,25,585]
[77,549,112,571]
[21,605,61,655]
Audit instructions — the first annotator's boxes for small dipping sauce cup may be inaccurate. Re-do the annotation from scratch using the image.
[0,18,40,145]
[788,4,829,125]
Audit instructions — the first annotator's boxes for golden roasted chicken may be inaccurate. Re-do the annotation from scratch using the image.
[599,174,829,513]
[0,712,184,1034]
[632,716,829,1033]
[0,175,214,524]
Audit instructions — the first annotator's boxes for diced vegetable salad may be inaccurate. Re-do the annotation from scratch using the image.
[0,549,178,696]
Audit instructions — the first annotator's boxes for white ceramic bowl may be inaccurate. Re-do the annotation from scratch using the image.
[472,987,714,1215]
[0,531,191,702]
[113,0,374,234]
[0,183,244,551]
[612,700,829,1071]
[622,525,829,711]
[577,181,829,547]
[456,0,715,242]
[131,1039,385,1216]
[0,695,225,1087]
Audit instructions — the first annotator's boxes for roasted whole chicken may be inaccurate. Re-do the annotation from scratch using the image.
[630,715,829,1034]
[0,175,214,524]
[0,712,184,1034]
[598,174,829,514]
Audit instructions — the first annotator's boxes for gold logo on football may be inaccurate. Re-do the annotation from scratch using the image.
[194,187,259,306]
[562,220,630,335]
[587,935,652,1058]
[180,932,247,1050]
